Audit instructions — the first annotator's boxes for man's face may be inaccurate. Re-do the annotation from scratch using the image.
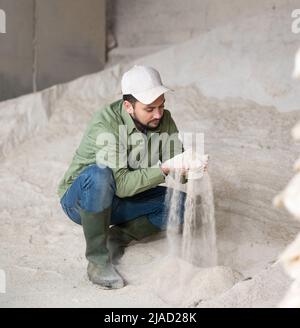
[124,95,165,130]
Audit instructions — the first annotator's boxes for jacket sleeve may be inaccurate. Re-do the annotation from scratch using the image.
[112,166,165,198]
[94,124,165,198]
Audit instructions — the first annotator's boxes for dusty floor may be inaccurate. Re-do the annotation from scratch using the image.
[0,84,299,307]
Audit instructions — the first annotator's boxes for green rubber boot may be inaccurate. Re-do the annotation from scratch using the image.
[107,216,161,265]
[80,207,124,289]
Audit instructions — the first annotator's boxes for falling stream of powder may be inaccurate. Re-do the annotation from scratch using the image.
[166,170,218,267]
[151,170,218,306]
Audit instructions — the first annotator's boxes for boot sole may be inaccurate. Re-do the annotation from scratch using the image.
[87,274,125,289]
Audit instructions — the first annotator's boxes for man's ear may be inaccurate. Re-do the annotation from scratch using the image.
[123,100,134,114]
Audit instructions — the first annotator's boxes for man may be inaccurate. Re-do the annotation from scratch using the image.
[58,65,188,289]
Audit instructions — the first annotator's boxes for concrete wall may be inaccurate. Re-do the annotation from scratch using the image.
[0,0,106,102]
[35,0,106,91]
[0,0,34,100]
[109,0,299,47]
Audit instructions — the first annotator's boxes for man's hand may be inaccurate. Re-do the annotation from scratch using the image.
[160,163,170,176]
[161,151,209,176]
[161,163,189,176]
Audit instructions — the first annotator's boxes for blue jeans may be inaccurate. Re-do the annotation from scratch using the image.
[60,164,186,230]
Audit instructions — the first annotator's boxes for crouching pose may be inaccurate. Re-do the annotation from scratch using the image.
[58,66,187,289]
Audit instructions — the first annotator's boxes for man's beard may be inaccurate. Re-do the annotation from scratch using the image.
[131,112,161,132]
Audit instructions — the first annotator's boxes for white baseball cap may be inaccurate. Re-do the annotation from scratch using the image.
[121,65,171,105]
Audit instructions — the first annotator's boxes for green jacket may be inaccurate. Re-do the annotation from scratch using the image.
[57,99,184,199]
